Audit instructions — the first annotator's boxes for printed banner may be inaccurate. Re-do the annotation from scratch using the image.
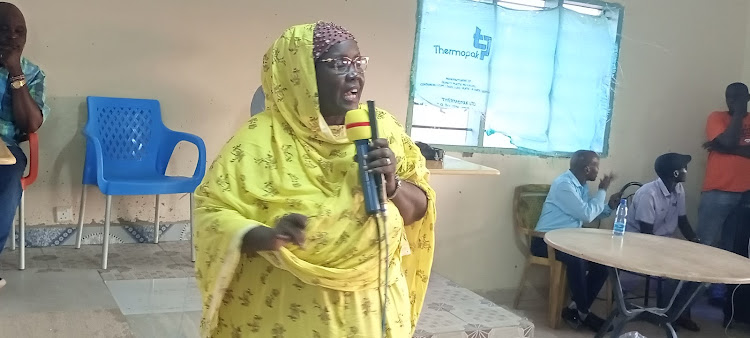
[413,0,494,114]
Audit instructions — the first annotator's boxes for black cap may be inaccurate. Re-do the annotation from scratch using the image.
[654,153,692,178]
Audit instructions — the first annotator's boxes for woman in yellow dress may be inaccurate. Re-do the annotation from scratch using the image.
[194,22,437,337]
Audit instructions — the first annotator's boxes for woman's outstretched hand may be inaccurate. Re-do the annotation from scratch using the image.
[241,213,307,254]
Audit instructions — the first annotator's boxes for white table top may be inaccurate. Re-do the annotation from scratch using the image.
[545,228,750,284]
[427,156,500,176]
[0,142,15,165]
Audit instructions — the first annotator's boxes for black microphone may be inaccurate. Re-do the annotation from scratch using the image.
[364,100,389,338]
[367,100,387,213]
[345,103,381,214]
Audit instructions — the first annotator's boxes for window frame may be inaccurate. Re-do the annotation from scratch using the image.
[405,0,625,157]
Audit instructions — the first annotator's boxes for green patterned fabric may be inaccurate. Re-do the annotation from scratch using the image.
[516,184,550,231]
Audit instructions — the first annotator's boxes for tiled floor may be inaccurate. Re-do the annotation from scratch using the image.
[0,242,749,337]
[0,242,196,338]
[482,278,750,338]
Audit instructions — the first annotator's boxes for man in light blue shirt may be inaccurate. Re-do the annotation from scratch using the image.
[532,150,621,332]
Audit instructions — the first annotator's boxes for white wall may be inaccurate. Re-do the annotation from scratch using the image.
[432,0,749,292]
[14,0,417,225]
[11,0,750,293]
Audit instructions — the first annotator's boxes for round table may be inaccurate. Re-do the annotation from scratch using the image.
[0,142,16,165]
[545,228,750,337]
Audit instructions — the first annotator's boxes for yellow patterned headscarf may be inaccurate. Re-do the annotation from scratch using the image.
[194,23,436,335]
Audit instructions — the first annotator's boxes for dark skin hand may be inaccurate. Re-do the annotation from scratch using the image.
[704,142,750,159]
[639,216,699,243]
[0,3,42,134]
[598,172,616,190]
[241,213,307,255]
[703,84,750,157]
[677,216,700,243]
[364,138,428,225]
[607,191,623,209]
[711,100,748,149]
[598,173,622,209]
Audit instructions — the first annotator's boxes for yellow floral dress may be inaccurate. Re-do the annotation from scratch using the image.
[193,23,437,338]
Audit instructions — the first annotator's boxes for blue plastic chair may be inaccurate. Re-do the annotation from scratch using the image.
[75,96,206,269]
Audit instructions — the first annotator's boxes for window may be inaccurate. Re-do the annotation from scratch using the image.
[407,0,623,155]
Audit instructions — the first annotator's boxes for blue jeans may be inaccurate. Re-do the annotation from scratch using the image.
[697,190,750,299]
[0,145,26,255]
[697,190,750,250]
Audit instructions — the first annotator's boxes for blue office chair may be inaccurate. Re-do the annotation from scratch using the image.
[75,96,206,269]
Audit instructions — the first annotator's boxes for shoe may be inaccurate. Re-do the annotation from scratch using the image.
[0,278,6,289]
[582,313,607,332]
[675,316,700,332]
[561,307,582,329]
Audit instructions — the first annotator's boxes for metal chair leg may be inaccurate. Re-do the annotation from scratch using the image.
[19,191,25,270]
[11,206,16,251]
[657,278,664,307]
[102,195,112,270]
[645,276,651,307]
[154,195,161,244]
[190,193,195,262]
[76,185,88,249]
[664,322,678,338]
[605,279,614,313]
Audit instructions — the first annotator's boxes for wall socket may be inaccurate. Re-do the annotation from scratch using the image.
[55,206,73,223]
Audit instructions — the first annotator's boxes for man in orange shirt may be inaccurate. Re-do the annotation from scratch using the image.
[699,82,750,305]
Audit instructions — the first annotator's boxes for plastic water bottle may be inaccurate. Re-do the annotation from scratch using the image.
[613,199,627,236]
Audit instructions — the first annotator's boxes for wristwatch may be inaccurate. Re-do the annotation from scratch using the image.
[10,78,26,89]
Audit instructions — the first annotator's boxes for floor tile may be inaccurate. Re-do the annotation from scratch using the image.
[158,241,193,256]
[106,278,201,315]
[0,247,46,270]
[494,288,750,338]
[100,266,194,281]
[42,244,116,269]
[0,268,119,314]
[2,241,748,338]
[104,244,177,268]
[0,309,134,338]
[126,311,201,338]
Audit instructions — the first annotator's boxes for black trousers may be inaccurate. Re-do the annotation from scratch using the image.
[531,237,608,314]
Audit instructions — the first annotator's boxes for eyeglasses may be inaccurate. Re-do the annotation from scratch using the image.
[318,56,369,74]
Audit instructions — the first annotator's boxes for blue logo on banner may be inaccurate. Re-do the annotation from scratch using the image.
[473,27,491,60]
[433,27,492,60]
